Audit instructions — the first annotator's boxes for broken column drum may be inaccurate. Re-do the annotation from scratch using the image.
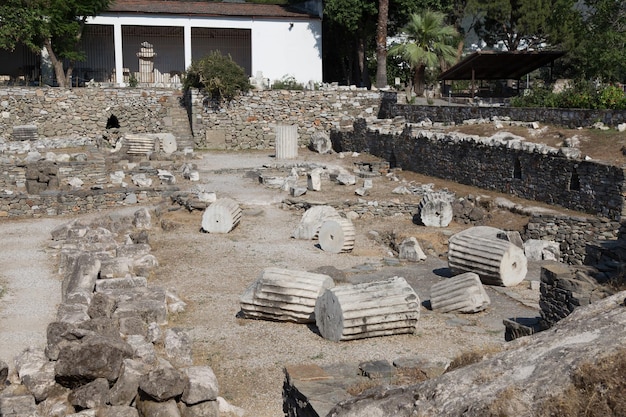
[448,228,527,287]
[430,272,490,313]
[314,276,420,342]
[275,125,298,159]
[417,192,453,227]
[201,198,242,233]
[318,218,355,253]
[239,267,335,323]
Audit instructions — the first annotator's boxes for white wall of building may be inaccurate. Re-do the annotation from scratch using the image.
[88,14,322,86]
[251,19,322,85]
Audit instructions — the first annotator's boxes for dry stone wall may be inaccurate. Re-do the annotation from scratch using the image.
[187,88,381,150]
[379,91,626,128]
[0,87,178,139]
[522,213,622,265]
[332,119,626,219]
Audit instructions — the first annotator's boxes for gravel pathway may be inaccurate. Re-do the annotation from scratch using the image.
[0,217,64,368]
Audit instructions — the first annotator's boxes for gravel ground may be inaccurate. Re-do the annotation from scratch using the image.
[0,149,542,416]
[0,218,63,365]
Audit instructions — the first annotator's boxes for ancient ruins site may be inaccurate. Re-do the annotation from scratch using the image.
[1,88,626,417]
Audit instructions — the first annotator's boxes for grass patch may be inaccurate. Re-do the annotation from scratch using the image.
[446,345,503,373]
[539,348,626,417]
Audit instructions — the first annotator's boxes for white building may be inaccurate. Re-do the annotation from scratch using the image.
[0,0,323,87]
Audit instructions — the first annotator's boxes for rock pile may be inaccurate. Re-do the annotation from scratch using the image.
[0,208,239,417]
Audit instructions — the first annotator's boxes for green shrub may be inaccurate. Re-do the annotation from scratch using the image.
[511,80,626,110]
[599,85,626,110]
[272,75,304,90]
[184,51,250,102]
[510,87,559,108]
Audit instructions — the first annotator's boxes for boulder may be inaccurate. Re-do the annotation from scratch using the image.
[181,366,219,405]
[164,328,194,367]
[139,365,187,401]
[55,334,134,387]
[309,131,333,154]
[68,377,109,409]
[109,359,152,406]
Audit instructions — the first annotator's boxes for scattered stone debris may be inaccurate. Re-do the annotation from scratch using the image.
[398,237,427,262]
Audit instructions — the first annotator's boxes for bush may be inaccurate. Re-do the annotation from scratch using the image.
[272,75,304,90]
[510,80,626,110]
[183,51,250,102]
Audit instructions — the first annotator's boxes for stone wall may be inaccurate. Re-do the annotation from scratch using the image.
[332,119,626,219]
[0,87,180,139]
[521,213,621,265]
[379,92,626,128]
[187,88,381,150]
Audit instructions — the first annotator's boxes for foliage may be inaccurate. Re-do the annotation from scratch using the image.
[465,0,579,51]
[565,0,626,83]
[184,51,251,102]
[128,74,138,88]
[0,0,112,87]
[510,81,626,110]
[388,10,460,95]
[271,75,304,90]
[322,0,461,86]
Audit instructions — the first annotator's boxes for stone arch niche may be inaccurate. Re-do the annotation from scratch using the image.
[106,114,120,129]
[569,167,581,191]
[513,157,522,179]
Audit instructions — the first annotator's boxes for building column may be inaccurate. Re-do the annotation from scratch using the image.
[114,22,124,86]
[184,23,192,70]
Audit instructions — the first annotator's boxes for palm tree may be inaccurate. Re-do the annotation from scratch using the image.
[389,10,460,96]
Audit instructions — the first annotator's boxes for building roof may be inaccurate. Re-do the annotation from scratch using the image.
[107,0,320,19]
[439,50,566,81]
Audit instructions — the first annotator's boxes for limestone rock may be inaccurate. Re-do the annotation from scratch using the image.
[15,347,57,402]
[0,394,37,417]
[55,334,134,387]
[309,131,333,154]
[164,328,193,367]
[177,400,218,417]
[136,397,181,417]
[181,366,219,405]
[139,365,186,402]
[68,377,109,410]
[524,239,560,261]
[109,359,152,406]
[398,237,427,262]
[133,208,152,230]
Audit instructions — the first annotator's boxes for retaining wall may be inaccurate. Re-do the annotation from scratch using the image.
[0,88,180,139]
[186,88,381,150]
[379,92,626,128]
[332,119,626,220]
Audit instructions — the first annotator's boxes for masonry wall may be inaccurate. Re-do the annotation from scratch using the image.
[0,87,180,138]
[379,92,626,128]
[186,88,381,150]
[333,120,626,220]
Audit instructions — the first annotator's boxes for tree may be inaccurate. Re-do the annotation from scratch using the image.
[375,0,389,88]
[569,0,626,82]
[0,0,112,87]
[466,0,578,51]
[389,10,459,96]
[184,51,251,103]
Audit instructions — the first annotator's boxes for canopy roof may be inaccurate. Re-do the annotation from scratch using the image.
[439,50,565,81]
